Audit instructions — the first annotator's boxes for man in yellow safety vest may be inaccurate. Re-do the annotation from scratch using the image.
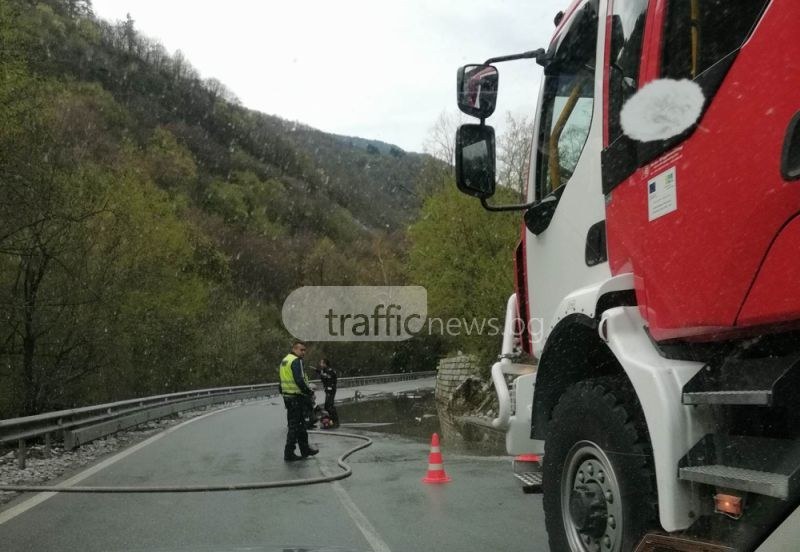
[279,340,319,461]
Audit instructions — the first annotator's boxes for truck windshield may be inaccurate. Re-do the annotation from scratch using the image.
[535,1,598,200]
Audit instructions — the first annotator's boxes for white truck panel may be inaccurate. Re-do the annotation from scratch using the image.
[601,306,716,531]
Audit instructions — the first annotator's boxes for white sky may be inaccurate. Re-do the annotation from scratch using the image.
[91,0,567,153]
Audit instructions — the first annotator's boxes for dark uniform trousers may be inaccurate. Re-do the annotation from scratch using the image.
[324,389,338,425]
[284,394,311,456]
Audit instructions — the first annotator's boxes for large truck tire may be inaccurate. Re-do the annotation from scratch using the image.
[542,377,657,552]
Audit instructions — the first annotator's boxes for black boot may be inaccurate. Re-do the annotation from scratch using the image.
[298,431,317,458]
[285,444,302,462]
[301,447,319,458]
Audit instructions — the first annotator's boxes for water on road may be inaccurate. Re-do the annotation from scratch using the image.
[0,378,548,552]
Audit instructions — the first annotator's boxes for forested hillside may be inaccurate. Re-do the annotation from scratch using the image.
[0,0,445,417]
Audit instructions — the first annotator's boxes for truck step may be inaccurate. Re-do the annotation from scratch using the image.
[678,434,800,499]
[679,465,789,498]
[514,471,543,494]
[682,352,800,406]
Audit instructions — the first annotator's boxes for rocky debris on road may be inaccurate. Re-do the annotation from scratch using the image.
[0,400,246,506]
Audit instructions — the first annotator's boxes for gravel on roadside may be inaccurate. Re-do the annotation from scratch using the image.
[0,399,248,505]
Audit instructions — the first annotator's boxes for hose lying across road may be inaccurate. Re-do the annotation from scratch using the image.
[0,431,372,493]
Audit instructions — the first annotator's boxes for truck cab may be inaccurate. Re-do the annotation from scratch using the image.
[454,1,800,550]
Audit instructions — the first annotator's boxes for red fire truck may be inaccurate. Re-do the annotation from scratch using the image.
[453,1,800,550]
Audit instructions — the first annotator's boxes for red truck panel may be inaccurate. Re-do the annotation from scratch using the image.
[738,215,800,327]
[606,1,800,341]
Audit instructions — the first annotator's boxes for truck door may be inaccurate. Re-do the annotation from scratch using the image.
[525,0,610,357]
[603,0,789,341]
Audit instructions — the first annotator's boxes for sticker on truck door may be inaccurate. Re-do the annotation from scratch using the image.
[647,166,677,221]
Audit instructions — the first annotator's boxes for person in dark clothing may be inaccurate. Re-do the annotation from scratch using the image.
[317,358,339,428]
[278,340,319,462]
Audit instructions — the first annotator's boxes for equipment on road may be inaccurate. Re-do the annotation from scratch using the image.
[316,406,335,429]
[422,433,451,484]
[453,1,800,550]
[317,359,340,428]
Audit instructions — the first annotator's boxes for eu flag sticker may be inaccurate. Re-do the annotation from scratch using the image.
[648,166,678,221]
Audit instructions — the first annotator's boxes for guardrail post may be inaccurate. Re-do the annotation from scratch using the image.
[18,438,26,469]
[44,432,51,458]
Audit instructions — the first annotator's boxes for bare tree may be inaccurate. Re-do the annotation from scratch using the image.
[122,14,136,54]
[421,110,534,198]
[205,78,239,106]
[422,110,469,166]
[496,112,534,197]
[64,0,93,18]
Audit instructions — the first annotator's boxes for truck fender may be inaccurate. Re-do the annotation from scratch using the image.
[600,306,716,532]
[530,273,636,441]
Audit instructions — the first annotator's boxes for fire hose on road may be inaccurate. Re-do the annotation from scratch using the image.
[0,431,372,493]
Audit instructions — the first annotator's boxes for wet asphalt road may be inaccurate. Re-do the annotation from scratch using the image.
[0,379,548,552]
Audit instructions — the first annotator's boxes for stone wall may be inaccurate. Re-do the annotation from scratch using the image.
[434,355,505,450]
[434,355,479,406]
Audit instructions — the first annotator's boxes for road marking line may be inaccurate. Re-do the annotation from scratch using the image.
[0,405,240,526]
[319,464,392,552]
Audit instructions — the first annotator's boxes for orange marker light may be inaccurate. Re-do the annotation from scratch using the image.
[714,493,743,519]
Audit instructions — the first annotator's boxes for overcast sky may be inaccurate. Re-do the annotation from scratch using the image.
[91,0,567,153]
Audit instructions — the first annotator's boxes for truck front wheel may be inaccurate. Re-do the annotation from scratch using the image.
[542,377,656,552]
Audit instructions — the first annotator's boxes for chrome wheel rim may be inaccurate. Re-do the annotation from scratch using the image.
[561,441,623,552]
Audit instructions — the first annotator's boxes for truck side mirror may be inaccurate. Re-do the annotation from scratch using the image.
[457,64,499,119]
[455,124,496,199]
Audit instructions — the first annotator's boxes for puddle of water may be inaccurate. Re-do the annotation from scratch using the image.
[336,391,505,456]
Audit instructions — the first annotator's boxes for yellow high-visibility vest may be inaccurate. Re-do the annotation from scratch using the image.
[279,353,307,395]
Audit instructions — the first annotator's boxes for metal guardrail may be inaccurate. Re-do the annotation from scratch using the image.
[0,371,435,469]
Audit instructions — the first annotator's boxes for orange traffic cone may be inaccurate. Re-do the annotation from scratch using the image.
[422,433,451,484]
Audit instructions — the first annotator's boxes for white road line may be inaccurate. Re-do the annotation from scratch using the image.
[0,405,240,526]
[319,464,393,552]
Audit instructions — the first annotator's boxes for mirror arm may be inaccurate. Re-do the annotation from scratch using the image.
[484,48,549,66]
[480,197,538,212]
